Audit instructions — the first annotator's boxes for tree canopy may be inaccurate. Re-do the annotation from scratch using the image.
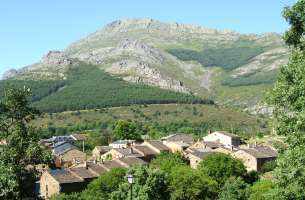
[198,153,247,185]
[0,87,53,199]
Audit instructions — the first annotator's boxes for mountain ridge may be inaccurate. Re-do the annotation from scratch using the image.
[1,18,288,111]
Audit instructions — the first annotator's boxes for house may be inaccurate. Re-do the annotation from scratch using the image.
[114,157,147,167]
[132,145,159,162]
[109,140,136,148]
[53,142,86,167]
[233,146,278,171]
[101,148,142,160]
[92,146,113,160]
[213,146,237,155]
[40,168,97,199]
[164,141,191,153]
[187,150,214,169]
[70,134,87,141]
[161,134,194,144]
[189,140,222,150]
[203,131,240,147]
[40,136,75,148]
[142,140,170,153]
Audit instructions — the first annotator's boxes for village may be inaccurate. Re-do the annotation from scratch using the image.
[38,130,278,199]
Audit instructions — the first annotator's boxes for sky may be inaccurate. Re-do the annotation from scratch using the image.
[0,0,296,76]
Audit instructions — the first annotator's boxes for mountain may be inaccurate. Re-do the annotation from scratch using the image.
[1,19,288,112]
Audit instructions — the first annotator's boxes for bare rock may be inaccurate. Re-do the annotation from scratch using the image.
[2,68,18,80]
[41,51,73,66]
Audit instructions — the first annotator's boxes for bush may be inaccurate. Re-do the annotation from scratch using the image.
[198,153,247,185]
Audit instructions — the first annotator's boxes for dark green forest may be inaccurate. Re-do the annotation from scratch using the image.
[167,47,263,70]
[0,64,212,112]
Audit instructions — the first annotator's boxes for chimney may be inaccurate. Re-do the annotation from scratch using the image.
[84,161,88,169]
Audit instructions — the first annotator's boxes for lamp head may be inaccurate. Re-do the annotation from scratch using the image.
[127,174,134,184]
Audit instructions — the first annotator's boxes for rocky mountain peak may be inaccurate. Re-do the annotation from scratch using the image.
[41,51,73,66]
[1,68,18,80]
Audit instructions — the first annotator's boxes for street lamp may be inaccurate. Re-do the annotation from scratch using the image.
[127,174,134,200]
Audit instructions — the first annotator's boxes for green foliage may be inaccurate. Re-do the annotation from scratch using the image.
[218,177,249,200]
[81,168,127,200]
[113,120,141,140]
[150,152,187,174]
[268,50,305,135]
[198,153,247,185]
[222,71,278,87]
[249,180,274,200]
[169,165,218,200]
[168,47,263,70]
[27,64,211,112]
[0,87,53,199]
[0,162,19,199]
[50,193,82,200]
[0,79,66,102]
[271,144,305,199]
[282,0,305,50]
[260,160,277,173]
[111,166,170,200]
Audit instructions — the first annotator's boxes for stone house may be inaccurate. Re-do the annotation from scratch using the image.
[132,145,159,162]
[187,150,214,169]
[40,168,97,199]
[53,143,86,167]
[161,134,194,144]
[41,158,146,198]
[164,141,191,153]
[203,131,240,147]
[101,148,142,160]
[189,141,222,150]
[233,146,278,171]
[92,146,113,160]
[142,140,170,153]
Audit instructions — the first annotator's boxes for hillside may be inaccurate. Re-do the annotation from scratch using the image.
[2,19,289,111]
[33,104,269,139]
[0,63,207,112]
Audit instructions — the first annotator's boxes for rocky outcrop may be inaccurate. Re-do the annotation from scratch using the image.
[107,60,189,93]
[232,47,288,77]
[41,51,73,66]
[1,69,18,80]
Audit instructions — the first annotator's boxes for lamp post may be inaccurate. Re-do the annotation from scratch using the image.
[127,174,134,200]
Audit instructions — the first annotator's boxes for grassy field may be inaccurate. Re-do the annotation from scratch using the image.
[33,104,269,139]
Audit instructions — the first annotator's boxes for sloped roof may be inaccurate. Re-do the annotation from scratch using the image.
[214,131,240,139]
[241,146,278,159]
[100,160,126,170]
[88,163,108,175]
[145,140,169,151]
[94,146,113,152]
[113,148,142,157]
[161,134,194,143]
[110,140,135,145]
[71,134,88,141]
[48,169,83,184]
[189,150,213,159]
[53,142,75,155]
[133,145,157,156]
[118,157,147,167]
[69,167,97,179]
